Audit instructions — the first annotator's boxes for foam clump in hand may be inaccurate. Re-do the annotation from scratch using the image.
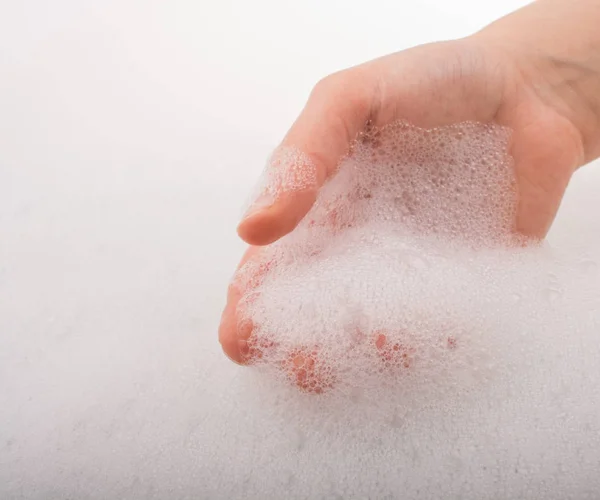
[233,121,533,397]
[243,146,319,214]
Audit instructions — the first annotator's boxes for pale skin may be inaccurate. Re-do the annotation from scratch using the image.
[218,0,600,390]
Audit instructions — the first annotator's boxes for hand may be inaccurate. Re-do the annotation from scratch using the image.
[218,29,595,383]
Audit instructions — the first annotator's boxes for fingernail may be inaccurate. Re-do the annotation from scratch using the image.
[241,192,274,222]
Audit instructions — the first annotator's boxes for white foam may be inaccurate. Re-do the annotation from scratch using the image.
[243,146,319,215]
[4,3,600,498]
[235,122,534,399]
[4,116,600,500]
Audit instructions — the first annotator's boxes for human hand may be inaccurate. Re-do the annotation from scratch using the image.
[219,2,600,385]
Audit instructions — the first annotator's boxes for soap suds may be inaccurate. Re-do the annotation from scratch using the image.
[235,121,534,399]
[243,146,319,215]
[4,118,600,499]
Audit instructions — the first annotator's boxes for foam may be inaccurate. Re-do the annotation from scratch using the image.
[234,121,535,398]
[5,113,600,499]
[243,146,319,214]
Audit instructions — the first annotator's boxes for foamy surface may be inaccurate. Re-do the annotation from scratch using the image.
[2,2,599,498]
[236,122,524,397]
[3,118,600,499]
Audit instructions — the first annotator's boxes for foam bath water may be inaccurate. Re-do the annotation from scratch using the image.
[3,119,600,499]
[236,122,538,395]
[213,122,600,498]
[2,1,600,497]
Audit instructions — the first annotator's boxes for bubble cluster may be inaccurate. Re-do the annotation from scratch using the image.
[243,146,319,214]
[234,121,534,397]
[4,114,600,499]
[5,13,600,497]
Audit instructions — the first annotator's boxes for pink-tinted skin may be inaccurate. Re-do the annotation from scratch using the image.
[220,190,458,394]
[219,0,600,393]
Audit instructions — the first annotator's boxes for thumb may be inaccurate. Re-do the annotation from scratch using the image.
[237,72,375,246]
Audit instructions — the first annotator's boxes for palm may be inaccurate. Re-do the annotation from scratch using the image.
[220,38,583,369]
[328,39,581,237]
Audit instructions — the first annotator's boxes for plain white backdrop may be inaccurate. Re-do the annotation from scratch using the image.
[2,1,600,499]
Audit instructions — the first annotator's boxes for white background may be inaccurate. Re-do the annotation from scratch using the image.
[2,1,600,499]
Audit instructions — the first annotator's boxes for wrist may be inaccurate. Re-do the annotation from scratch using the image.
[474,0,600,165]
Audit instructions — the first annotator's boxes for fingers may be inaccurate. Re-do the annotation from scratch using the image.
[222,186,363,367]
[218,245,338,395]
[237,71,375,246]
[505,95,583,239]
[218,246,267,364]
[237,190,317,246]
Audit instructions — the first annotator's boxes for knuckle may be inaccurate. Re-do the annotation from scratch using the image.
[311,71,347,99]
